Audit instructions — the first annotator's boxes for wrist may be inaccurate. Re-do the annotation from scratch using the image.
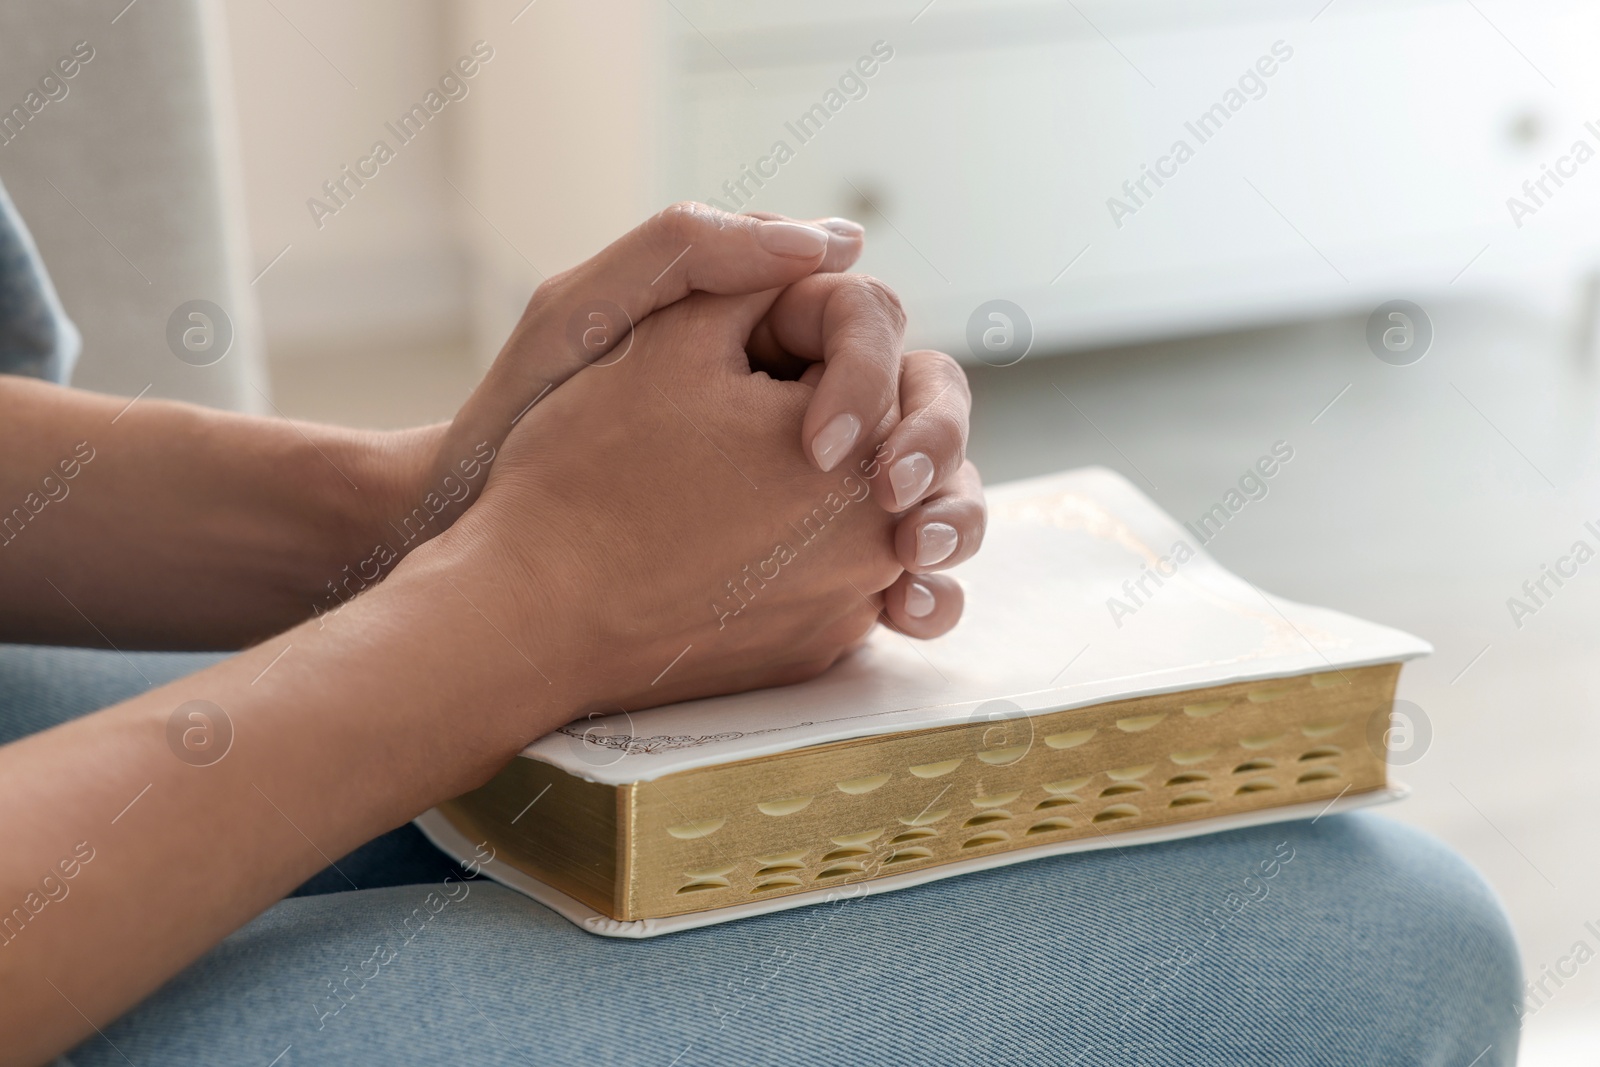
[356,423,508,557]
[274,424,429,625]
[348,423,448,538]
[386,519,590,751]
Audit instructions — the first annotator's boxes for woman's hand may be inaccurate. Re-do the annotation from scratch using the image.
[407,276,977,719]
[393,202,983,578]
[415,204,862,517]
[745,272,987,578]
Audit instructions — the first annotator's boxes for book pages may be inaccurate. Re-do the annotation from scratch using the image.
[415,786,1405,938]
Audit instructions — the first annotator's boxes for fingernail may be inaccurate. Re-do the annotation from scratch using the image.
[916,522,958,567]
[756,220,829,258]
[904,580,936,618]
[820,217,864,238]
[890,452,935,509]
[811,412,861,472]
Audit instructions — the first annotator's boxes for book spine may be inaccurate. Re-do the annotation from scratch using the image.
[617,783,637,921]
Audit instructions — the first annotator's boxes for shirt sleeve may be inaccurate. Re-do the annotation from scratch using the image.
[0,178,80,384]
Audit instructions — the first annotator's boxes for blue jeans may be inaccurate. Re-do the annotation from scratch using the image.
[2,645,1521,1067]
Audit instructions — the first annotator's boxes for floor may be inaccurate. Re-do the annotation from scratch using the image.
[271,297,1600,1063]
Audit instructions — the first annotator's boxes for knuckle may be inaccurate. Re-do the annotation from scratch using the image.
[798,654,837,680]
[957,502,988,551]
[897,413,965,473]
[949,495,987,539]
[768,658,830,689]
[866,554,903,593]
[825,603,882,648]
[815,653,845,677]
[842,612,879,648]
[923,413,967,462]
[651,201,723,246]
[517,272,584,342]
[839,274,907,334]
[922,349,972,399]
[528,268,574,310]
[905,352,972,418]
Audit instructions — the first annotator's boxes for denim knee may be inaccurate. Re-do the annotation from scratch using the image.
[1248,813,1523,1066]
[64,812,1524,1067]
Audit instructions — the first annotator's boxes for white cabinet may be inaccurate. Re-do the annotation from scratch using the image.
[464,0,1600,358]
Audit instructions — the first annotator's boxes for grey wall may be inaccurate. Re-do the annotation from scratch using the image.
[0,0,264,410]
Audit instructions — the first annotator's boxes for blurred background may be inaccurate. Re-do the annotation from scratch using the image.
[3,0,1600,1059]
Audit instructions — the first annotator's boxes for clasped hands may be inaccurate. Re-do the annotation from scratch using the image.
[387,203,987,719]
[0,203,991,1059]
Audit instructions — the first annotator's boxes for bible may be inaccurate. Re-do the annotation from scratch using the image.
[416,467,1427,937]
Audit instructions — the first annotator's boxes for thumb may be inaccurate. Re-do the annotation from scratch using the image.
[485,203,849,412]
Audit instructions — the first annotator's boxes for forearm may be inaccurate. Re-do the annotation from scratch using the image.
[0,538,565,1066]
[0,375,442,648]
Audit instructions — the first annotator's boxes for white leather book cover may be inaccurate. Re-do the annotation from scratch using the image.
[517,467,1429,786]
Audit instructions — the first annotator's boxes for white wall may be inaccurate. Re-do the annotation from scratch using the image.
[225,0,669,366]
[0,0,267,410]
[225,0,468,355]
[453,0,667,364]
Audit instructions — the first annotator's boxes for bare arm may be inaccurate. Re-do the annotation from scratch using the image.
[0,204,981,651]
[0,203,991,1061]
[1,280,979,1065]
[0,539,546,1067]
[0,373,428,648]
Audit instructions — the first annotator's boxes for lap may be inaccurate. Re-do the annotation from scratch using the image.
[0,644,465,894]
[4,647,1519,1065]
[64,814,1520,1067]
